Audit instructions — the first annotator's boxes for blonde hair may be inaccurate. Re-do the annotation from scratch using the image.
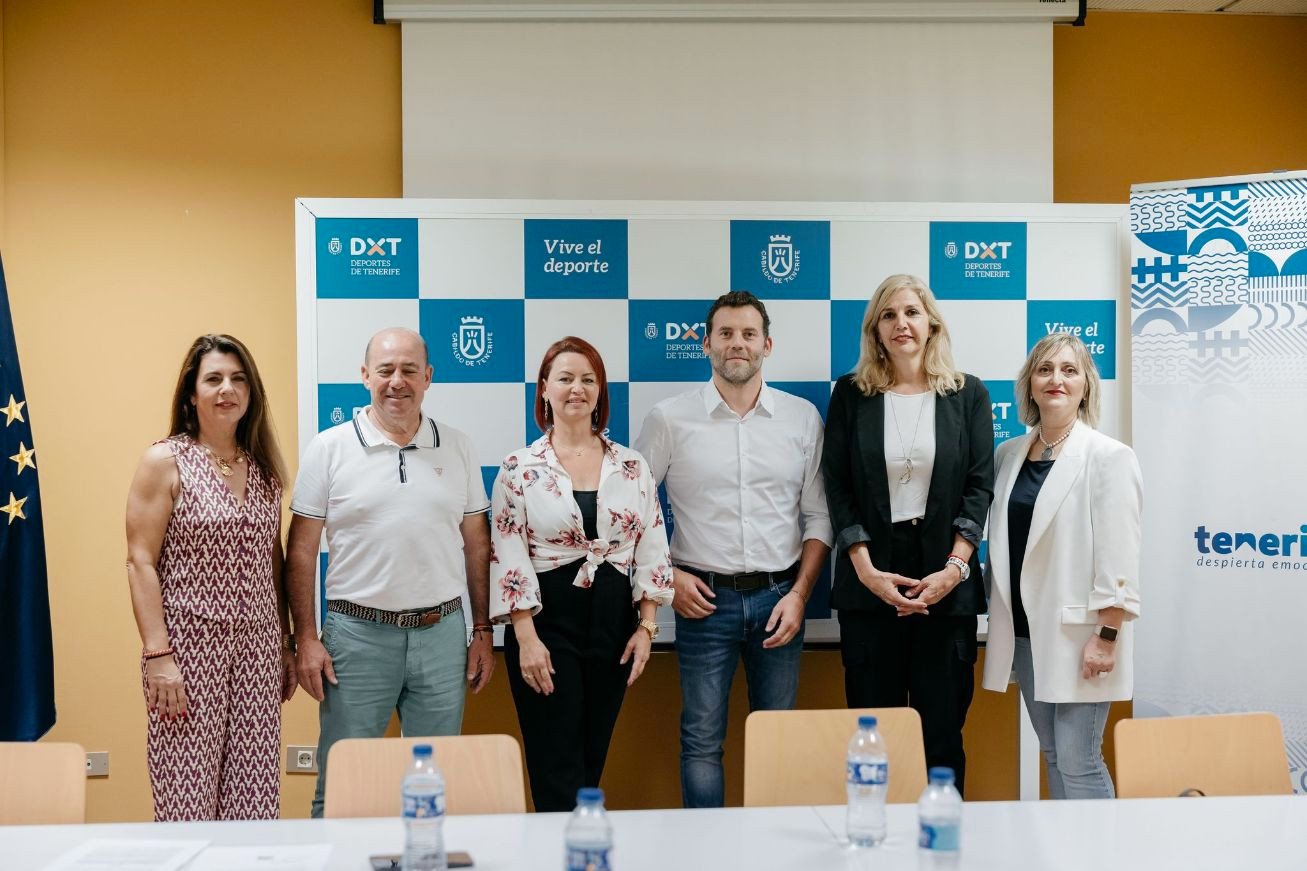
[1015,333,1101,428]
[851,274,965,397]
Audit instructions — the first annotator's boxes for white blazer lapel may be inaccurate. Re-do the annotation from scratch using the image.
[1024,423,1089,556]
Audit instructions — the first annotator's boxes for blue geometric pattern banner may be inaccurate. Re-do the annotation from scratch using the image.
[1131,176,1307,387]
[1130,172,1307,795]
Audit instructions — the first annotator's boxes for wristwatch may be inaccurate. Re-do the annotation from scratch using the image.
[638,618,660,640]
[1094,625,1118,643]
[945,555,970,581]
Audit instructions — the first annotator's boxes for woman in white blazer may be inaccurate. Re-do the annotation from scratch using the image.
[981,333,1142,799]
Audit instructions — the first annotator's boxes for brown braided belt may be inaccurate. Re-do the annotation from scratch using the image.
[326,597,462,629]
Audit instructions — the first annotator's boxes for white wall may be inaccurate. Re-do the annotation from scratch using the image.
[402,21,1053,202]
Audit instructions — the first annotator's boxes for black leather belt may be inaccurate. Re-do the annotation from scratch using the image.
[675,563,799,592]
[327,597,461,629]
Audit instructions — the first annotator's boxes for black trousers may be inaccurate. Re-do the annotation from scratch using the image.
[838,520,978,796]
[505,562,635,812]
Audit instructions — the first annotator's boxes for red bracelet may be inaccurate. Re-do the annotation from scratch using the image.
[142,646,175,660]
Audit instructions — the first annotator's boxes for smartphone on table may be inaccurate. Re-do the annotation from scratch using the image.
[369,852,473,869]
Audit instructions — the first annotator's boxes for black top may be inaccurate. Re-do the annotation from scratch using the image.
[822,373,996,616]
[573,489,599,540]
[1006,458,1055,638]
[535,489,622,588]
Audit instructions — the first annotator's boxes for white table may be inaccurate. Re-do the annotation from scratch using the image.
[7,796,1304,870]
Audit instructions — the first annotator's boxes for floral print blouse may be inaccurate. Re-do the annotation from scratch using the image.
[489,434,675,622]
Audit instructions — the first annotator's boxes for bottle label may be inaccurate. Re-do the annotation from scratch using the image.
[846,760,888,786]
[403,790,446,819]
[566,847,611,871]
[919,821,960,851]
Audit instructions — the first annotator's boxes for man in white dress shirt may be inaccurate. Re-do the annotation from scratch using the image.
[636,291,832,808]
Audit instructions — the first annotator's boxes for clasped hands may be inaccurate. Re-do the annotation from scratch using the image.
[859,564,961,616]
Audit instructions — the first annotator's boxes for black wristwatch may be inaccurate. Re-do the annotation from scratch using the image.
[1094,625,1118,644]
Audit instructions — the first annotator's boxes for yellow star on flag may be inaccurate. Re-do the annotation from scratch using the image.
[10,441,36,474]
[1,491,27,525]
[2,394,25,426]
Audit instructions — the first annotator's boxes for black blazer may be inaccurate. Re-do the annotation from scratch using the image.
[822,373,995,617]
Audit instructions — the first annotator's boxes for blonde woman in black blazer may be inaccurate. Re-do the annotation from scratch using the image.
[823,274,994,795]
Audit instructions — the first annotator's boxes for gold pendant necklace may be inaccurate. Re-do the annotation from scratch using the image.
[199,442,245,477]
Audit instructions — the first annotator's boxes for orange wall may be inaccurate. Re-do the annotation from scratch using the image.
[2,0,400,822]
[3,5,1303,821]
[1054,12,1307,202]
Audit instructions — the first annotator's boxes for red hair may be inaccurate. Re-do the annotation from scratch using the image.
[535,336,609,434]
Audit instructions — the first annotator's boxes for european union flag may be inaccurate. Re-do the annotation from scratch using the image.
[0,252,55,740]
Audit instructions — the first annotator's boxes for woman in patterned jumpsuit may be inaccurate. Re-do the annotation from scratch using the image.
[125,334,296,820]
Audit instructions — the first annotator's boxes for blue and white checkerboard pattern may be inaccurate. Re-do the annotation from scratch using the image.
[311,209,1123,622]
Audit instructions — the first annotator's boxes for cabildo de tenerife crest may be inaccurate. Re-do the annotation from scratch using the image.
[762,234,800,284]
[452,315,493,366]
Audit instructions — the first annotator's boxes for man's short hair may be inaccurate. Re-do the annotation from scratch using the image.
[705,291,771,338]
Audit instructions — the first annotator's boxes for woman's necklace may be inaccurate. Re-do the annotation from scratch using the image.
[199,441,246,477]
[888,391,928,485]
[1037,421,1074,461]
[551,435,595,458]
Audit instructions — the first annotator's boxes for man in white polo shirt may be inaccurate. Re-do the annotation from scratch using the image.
[636,291,832,808]
[285,327,493,818]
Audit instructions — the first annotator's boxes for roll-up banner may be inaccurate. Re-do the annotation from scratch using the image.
[1131,171,1307,793]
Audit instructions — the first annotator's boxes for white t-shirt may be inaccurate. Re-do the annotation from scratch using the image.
[290,408,489,611]
[884,390,936,523]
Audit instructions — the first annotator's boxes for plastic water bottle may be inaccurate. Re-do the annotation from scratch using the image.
[402,744,447,871]
[846,715,889,847]
[917,766,962,867]
[565,787,613,871]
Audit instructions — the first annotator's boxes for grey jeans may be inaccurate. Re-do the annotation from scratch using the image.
[1012,636,1115,799]
[310,608,468,817]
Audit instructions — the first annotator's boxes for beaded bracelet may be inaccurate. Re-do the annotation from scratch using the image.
[142,646,175,660]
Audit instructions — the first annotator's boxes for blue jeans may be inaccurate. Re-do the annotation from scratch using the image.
[310,608,468,817]
[676,578,803,808]
[1012,637,1114,799]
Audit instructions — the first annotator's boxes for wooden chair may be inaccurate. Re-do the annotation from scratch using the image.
[1114,712,1292,798]
[0,741,86,824]
[743,708,927,807]
[324,734,526,817]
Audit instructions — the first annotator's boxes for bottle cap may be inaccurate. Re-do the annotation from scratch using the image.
[928,766,956,784]
[412,744,433,757]
[577,787,604,804]
[857,715,878,729]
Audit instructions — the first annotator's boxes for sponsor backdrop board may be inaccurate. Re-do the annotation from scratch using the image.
[1131,171,1307,793]
[296,200,1128,643]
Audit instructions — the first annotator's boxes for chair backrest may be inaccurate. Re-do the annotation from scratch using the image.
[324,734,526,817]
[0,741,86,824]
[1114,712,1292,798]
[743,708,927,807]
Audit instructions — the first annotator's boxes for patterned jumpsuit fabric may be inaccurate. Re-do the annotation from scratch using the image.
[145,436,283,821]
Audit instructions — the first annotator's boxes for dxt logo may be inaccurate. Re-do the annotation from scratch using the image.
[964,241,1012,260]
[350,237,402,257]
[666,322,706,341]
[961,239,1009,258]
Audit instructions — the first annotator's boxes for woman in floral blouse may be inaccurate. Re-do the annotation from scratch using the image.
[490,336,674,811]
